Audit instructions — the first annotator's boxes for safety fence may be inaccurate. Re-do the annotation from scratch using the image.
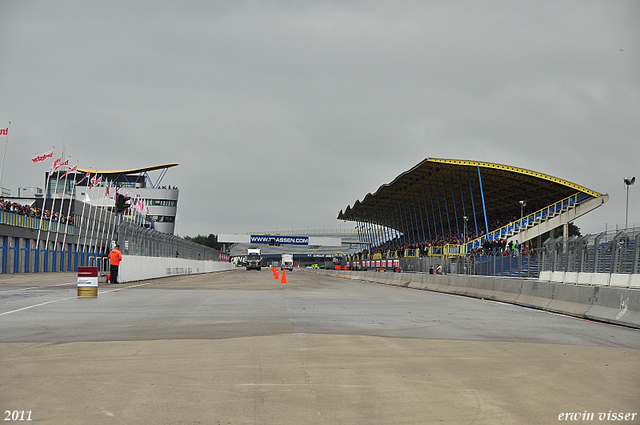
[0,208,226,274]
[117,220,224,262]
[343,228,640,280]
[539,229,640,275]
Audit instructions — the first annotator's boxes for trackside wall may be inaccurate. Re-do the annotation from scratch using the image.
[118,255,234,282]
[305,269,640,330]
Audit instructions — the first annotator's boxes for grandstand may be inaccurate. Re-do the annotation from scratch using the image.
[337,158,609,260]
[0,164,226,274]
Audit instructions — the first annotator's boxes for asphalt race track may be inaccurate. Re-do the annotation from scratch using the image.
[1,269,639,424]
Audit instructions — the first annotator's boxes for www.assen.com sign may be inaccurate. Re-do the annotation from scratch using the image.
[250,235,309,245]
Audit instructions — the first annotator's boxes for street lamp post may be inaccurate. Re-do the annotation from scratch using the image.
[624,177,636,230]
[463,216,468,241]
[519,200,527,222]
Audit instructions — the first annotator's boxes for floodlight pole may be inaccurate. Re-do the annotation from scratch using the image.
[463,216,468,251]
[625,177,635,230]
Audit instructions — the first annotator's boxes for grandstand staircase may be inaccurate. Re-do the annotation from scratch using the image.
[466,193,609,253]
[508,194,608,245]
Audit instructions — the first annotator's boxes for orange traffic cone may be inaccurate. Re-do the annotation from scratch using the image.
[280,269,287,284]
[274,269,279,280]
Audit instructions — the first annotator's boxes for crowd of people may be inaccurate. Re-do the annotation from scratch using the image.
[0,198,75,225]
[355,206,539,259]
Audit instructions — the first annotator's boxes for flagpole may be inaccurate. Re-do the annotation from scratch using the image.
[53,156,71,270]
[84,175,98,264]
[75,170,89,265]
[87,175,102,266]
[62,161,78,269]
[0,122,11,194]
[80,170,93,261]
[44,154,64,270]
[35,147,55,271]
[94,179,108,265]
[102,186,116,258]
[107,180,118,252]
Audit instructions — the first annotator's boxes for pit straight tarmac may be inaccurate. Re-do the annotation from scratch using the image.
[1,268,639,424]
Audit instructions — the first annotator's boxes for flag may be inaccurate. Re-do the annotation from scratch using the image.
[57,159,70,170]
[50,157,62,171]
[90,176,102,188]
[31,149,54,163]
[77,171,90,185]
[61,164,77,179]
[50,157,69,172]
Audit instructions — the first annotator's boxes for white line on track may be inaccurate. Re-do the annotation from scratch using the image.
[0,281,155,317]
[0,282,76,293]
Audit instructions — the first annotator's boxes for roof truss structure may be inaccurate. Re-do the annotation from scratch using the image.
[338,158,604,243]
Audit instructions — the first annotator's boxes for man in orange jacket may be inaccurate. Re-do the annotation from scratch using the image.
[108,244,123,284]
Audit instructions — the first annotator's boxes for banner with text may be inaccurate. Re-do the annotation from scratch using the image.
[250,235,309,245]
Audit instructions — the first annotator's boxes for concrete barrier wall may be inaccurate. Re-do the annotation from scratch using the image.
[119,255,234,282]
[585,287,640,328]
[305,268,640,329]
[540,271,640,288]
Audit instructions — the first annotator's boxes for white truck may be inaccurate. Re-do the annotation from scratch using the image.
[246,248,262,271]
[281,253,294,271]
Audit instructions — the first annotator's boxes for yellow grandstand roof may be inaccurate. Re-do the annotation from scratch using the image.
[76,164,178,175]
[337,158,603,229]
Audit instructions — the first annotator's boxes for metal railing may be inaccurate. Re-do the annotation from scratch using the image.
[117,220,223,261]
[466,192,591,253]
[0,210,76,235]
[347,227,640,278]
[539,229,640,275]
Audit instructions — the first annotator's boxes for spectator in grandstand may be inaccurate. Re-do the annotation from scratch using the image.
[0,198,74,225]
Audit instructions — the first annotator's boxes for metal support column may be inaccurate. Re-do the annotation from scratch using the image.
[429,187,438,240]
[411,197,421,245]
[416,194,427,245]
[468,171,479,238]
[404,199,417,246]
[422,191,432,241]
[450,178,459,237]
[434,185,445,238]
[442,181,452,238]
[477,166,490,237]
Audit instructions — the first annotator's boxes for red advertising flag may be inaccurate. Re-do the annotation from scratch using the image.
[52,158,69,172]
[77,171,90,185]
[50,157,62,171]
[61,164,77,179]
[31,149,54,163]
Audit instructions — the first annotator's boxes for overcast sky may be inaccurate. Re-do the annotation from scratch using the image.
[1,1,638,237]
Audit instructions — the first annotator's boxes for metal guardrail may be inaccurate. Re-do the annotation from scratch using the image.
[0,210,76,235]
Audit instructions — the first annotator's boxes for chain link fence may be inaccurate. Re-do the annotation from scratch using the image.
[394,228,640,278]
[398,251,541,278]
[116,220,222,261]
[539,229,640,275]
